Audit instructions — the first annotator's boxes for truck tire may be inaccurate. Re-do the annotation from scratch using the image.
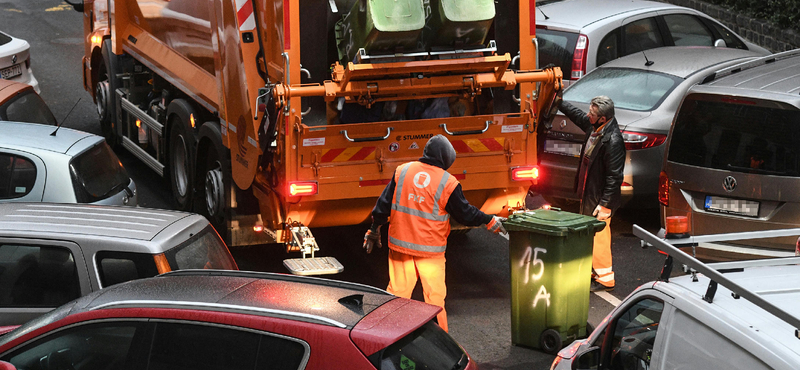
[98,40,120,147]
[168,115,195,211]
[197,122,230,236]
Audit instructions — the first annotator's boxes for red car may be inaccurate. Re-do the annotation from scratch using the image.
[0,270,476,370]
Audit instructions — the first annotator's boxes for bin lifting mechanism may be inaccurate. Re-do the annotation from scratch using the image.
[282,223,344,276]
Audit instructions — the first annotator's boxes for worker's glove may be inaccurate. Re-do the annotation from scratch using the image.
[593,205,611,221]
[486,216,508,235]
[363,228,382,254]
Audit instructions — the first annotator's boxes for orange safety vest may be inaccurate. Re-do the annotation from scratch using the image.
[388,161,460,257]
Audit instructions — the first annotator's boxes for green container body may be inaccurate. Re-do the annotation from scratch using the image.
[504,209,607,350]
[336,0,426,63]
[423,0,495,49]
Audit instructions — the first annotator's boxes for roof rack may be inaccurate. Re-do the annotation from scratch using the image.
[633,225,800,340]
[701,48,800,84]
[160,269,391,296]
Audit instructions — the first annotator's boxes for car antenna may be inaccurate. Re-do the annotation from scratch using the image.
[538,7,550,20]
[642,50,654,66]
[51,98,81,136]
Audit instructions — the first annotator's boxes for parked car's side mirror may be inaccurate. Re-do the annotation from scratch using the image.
[0,361,16,370]
[572,346,601,370]
[714,39,727,48]
[63,0,83,12]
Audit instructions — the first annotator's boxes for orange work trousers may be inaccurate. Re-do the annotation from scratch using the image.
[593,217,615,288]
[386,249,448,332]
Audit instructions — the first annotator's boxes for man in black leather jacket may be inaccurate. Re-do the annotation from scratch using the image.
[558,96,625,291]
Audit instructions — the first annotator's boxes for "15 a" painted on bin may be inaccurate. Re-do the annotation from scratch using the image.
[520,246,551,308]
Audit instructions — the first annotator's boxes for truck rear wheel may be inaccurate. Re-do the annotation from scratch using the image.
[169,117,195,211]
[98,40,120,147]
[197,122,230,236]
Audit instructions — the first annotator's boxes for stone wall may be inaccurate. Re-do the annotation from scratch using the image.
[658,0,800,52]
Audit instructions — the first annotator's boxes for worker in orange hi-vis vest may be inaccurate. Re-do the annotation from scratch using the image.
[363,134,507,332]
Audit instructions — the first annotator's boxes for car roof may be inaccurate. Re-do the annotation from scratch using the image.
[704,51,800,95]
[666,263,800,355]
[72,271,397,329]
[538,0,672,30]
[0,203,195,241]
[0,79,33,104]
[0,121,96,154]
[598,46,762,78]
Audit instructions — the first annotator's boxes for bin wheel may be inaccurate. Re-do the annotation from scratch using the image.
[539,329,563,355]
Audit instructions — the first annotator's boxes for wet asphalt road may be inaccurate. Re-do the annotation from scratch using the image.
[4,1,668,368]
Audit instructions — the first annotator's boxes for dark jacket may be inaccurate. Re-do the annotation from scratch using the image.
[370,135,492,230]
[559,100,626,216]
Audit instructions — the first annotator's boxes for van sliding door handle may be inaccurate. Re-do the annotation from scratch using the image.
[340,127,393,142]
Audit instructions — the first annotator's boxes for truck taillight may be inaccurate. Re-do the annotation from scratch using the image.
[571,34,588,80]
[512,166,539,181]
[622,131,666,150]
[658,171,669,206]
[289,181,318,196]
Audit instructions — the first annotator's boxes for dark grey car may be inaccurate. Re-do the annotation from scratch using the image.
[660,49,800,260]
[536,46,761,208]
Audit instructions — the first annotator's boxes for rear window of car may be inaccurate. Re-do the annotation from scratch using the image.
[1,91,57,125]
[668,97,800,177]
[668,97,800,176]
[69,142,131,203]
[368,320,467,370]
[97,251,159,288]
[163,225,237,270]
[537,29,579,78]
[0,32,10,46]
[563,68,681,111]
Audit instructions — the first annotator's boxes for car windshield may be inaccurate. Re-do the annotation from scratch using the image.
[163,225,237,270]
[564,68,682,111]
[369,320,467,370]
[536,29,579,78]
[2,91,57,125]
[668,97,800,177]
[69,142,131,203]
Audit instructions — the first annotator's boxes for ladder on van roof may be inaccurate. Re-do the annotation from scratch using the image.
[634,225,800,340]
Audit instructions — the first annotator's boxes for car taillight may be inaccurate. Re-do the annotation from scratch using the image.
[570,34,588,80]
[512,166,539,181]
[622,131,666,150]
[153,253,171,274]
[658,171,669,206]
[288,181,318,196]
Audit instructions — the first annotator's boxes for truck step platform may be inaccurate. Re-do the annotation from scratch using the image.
[283,257,344,276]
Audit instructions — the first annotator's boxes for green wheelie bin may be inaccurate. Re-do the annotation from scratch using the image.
[504,208,606,354]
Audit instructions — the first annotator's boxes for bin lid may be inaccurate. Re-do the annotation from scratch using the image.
[440,0,495,22]
[504,209,607,236]
[370,0,426,32]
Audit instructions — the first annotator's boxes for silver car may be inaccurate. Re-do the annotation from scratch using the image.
[536,0,769,87]
[0,121,137,206]
[660,49,800,260]
[536,46,761,208]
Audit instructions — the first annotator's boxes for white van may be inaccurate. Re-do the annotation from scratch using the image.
[550,225,800,370]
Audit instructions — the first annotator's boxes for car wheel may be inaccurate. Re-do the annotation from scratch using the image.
[169,118,195,211]
[539,328,563,355]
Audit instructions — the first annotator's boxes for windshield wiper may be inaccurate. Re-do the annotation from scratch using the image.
[452,353,467,370]
[726,164,789,176]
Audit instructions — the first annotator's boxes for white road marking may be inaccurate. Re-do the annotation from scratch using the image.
[594,291,622,307]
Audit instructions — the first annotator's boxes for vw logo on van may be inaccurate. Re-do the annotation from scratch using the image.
[723,176,737,193]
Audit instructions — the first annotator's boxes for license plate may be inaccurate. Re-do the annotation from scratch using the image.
[0,64,22,80]
[704,195,759,217]
[544,140,582,157]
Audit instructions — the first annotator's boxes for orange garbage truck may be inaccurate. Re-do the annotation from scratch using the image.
[65,0,562,274]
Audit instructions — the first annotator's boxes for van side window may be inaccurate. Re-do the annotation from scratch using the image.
[659,309,770,369]
[662,14,713,46]
[0,154,37,199]
[0,244,80,307]
[97,251,159,288]
[597,29,620,66]
[701,19,747,50]
[623,18,664,56]
[608,298,663,370]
